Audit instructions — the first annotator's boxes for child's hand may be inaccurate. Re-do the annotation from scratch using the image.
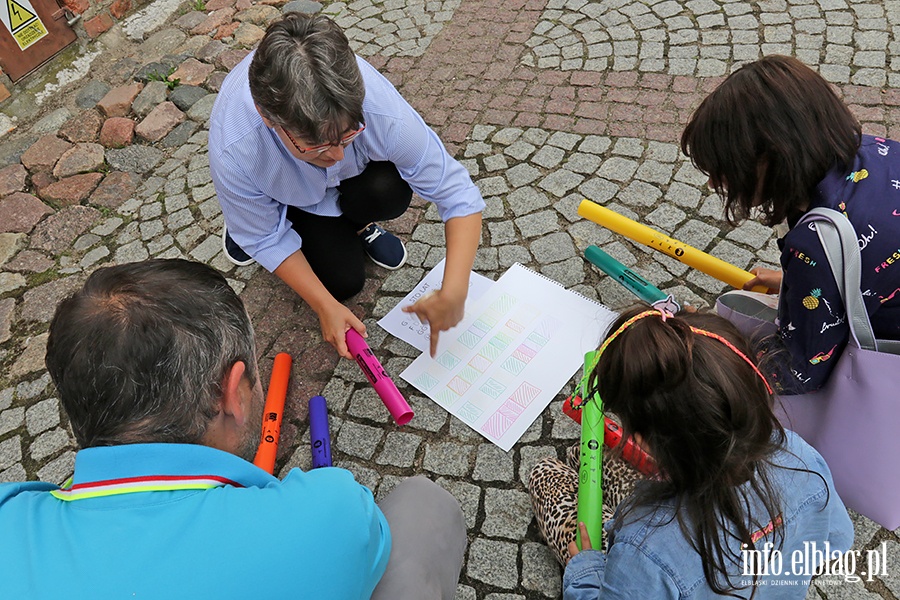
[566,522,593,564]
[743,267,782,294]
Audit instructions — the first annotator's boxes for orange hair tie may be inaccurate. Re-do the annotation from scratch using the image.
[592,310,773,395]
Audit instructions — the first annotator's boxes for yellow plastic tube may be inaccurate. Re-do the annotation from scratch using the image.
[578,200,767,293]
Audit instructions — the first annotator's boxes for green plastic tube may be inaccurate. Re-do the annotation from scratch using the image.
[576,350,604,551]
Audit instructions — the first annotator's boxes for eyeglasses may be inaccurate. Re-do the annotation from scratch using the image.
[281,123,366,155]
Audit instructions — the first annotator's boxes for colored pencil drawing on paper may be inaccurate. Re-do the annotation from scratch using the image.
[377,258,494,353]
[400,263,616,451]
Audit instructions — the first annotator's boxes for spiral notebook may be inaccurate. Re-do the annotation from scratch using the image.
[400,263,617,451]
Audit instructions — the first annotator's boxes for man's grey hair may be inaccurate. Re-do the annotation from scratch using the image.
[249,12,365,145]
[45,259,258,449]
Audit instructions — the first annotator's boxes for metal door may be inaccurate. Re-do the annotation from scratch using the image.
[0,0,76,82]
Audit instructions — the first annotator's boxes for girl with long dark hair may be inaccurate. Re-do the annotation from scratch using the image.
[528,307,852,598]
[681,55,900,393]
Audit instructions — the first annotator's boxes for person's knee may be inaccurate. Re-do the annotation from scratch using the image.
[528,457,565,491]
[383,477,465,538]
[340,162,412,219]
[367,163,412,205]
[319,269,365,302]
[410,477,463,522]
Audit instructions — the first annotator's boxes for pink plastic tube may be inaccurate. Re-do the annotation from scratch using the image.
[346,329,414,425]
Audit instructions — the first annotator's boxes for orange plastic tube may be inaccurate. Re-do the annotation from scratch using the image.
[253,353,293,473]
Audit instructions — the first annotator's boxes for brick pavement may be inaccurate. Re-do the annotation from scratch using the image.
[1,0,900,598]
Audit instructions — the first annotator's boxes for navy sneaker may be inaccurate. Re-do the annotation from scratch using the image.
[360,223,407,270]
[221,227,255,267]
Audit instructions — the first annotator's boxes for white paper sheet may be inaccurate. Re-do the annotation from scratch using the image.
[377,258,494,353]
[400,263,617,451]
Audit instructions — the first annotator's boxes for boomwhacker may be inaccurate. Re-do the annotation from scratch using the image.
[578,200,768,293]
[576,350,604,551]
[253,353,292,474]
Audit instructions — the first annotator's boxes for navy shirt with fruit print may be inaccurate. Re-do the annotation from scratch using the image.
[773,135,900,393]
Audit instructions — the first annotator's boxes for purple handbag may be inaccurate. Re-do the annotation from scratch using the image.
[774,207,900,529]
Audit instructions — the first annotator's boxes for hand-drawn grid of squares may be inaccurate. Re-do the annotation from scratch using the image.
[500,316,560,376]
[456,295,509,349]
[437,303,548,413]
[480,381,542,439]
[459,402,483,423]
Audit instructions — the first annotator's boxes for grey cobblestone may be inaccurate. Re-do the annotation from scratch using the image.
[507,188,551,217]
[335,421,384,460]
[467,538,518,589]
[505,163,541,188]
[15,374,50,399]
[521,542,561,597]
[564,153,602,175]
[709,228,759,266]
[0,436,22,471]
[483,154,508,172]
[424,442,474,476]
[597,157,639,183]
[456,585,477,600]
[25,397,59,436]
[0,463,26,483]
[884,540,900,598]
[488,222,517,245]
[30,428,73,462]
[346,388,392,422]
[515,211,560,239]
[115,240,150,263]
[0,389,13,412]
[540,257,586,287]
[189,235,221,262]
[504,141,536,161]
[437,477,482,529]
[472,443,514,482]
[0,407,24,436]
[375,432,422,467]
[538,169,584,198]
[530,232,576,263]
[148,235,174,255]
[498,245,532,268]
[531,146,565,169]
[579,178,618,206]
[473,247,499,271]
[482,488,533,539]
[646,204,687,231]
[618,180,663,207]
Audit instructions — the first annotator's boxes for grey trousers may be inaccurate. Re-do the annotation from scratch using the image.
[370,476,467,600]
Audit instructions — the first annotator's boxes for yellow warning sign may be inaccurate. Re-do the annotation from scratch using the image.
[2,0,48,51]
[13,17,45,50]
[8,0,35,29]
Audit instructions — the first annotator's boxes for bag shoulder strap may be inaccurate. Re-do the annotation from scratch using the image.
[798,207,875,351]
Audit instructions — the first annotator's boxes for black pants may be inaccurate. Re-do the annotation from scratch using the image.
[287,161,412,301]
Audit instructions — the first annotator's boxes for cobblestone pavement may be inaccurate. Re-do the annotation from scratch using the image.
[1,0,900,598]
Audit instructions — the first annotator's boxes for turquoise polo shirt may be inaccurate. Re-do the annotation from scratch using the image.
[0,443,391,599]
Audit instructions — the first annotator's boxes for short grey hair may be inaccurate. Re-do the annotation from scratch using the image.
[249,13,365,145]
[46,259,258,448]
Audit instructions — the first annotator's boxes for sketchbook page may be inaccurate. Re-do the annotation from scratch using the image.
[400,263,617,451]
[377,258,495,353]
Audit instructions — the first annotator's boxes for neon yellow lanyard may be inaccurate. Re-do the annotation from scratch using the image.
[50,474,240,501]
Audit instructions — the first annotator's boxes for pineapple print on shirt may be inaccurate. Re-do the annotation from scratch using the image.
[803,289,822,310]
[847,169,869,183]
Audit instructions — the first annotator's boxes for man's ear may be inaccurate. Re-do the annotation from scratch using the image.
[222,361,248,427]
